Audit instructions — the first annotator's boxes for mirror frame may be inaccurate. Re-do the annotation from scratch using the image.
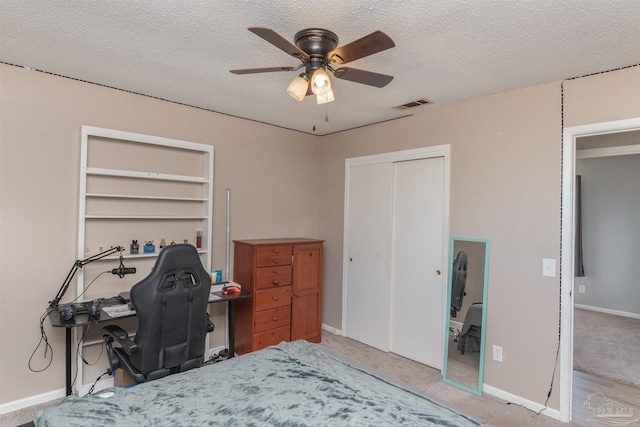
[442,237,490,395]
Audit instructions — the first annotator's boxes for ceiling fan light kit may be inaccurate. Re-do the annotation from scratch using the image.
[230,26,395,105]
[287,73,310,101]
[316,88,335,105]
[310,69,331,96]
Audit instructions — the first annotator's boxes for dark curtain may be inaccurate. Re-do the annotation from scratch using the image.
[575,175,585,277]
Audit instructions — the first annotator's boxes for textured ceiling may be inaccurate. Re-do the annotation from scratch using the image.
[2,1,640,135]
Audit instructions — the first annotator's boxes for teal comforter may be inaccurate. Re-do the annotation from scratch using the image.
[37,340,483,426]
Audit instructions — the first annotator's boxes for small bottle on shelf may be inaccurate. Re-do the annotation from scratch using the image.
[196,230,202,249]
[130,240,139,255]
[143,241,155,254]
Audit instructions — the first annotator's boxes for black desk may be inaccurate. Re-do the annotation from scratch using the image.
[48,290,251,396]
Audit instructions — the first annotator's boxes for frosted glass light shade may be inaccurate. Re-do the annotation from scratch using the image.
[287,74,309,101]
[310,69,331,96]
[316,88,335,104]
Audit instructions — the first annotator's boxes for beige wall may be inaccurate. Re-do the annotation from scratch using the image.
[316,65,640,412]
[564,66,640,127]
[318,82,563,408]
[0,63,319,403]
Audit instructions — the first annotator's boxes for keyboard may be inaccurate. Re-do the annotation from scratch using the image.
[103,304,136,318]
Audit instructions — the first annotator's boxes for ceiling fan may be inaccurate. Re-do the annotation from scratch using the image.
[230,27,395,104]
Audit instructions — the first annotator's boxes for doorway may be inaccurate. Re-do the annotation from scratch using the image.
[342,146,450,369]
[560,117,640,421]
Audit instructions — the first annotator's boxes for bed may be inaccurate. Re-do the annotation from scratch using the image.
[37,340,484,426]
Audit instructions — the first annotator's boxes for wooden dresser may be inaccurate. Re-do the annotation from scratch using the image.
[232,238,323,354]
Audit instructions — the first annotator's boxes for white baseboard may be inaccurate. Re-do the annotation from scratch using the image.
[574,304,640,319]
[321,323,343,336]
[0,387,65,415]
[483,384,560,421]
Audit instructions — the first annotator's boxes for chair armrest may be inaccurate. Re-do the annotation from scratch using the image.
[102,325,138,355]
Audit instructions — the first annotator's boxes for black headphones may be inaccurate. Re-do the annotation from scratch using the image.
[58,300,101,323]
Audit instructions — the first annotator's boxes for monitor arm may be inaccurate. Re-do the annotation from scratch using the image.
[48,246,123,308]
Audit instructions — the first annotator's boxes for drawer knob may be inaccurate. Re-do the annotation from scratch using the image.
[273,270,279,275]
[272,296,278,301]
[274,249,279,253]
[273,280,279,286]
[272,317,278,321]
[273,259,279,264]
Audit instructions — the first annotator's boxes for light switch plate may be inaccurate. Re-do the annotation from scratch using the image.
[542,258,556,277]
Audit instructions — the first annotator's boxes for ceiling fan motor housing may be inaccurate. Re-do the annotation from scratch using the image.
[295,28,339,68]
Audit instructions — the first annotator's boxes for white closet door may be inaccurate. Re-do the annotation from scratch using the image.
[390,157,445,368]
[344,162,393,351]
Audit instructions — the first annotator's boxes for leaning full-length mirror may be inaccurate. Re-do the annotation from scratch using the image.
[443,237,490,394]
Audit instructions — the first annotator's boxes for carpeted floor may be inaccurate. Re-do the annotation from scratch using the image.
[573,308,640,388]
[319,332,579,427]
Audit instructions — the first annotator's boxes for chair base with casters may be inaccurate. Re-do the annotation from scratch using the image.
[102,244,215,384]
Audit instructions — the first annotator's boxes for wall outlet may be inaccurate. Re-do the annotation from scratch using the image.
[206,346,227,361]
[493,345,503,362]
[579,285,586,294]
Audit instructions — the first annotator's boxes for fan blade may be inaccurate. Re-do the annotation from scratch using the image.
[327,31,395,65]
[230,66,295,74]
[332,67,393,88]
[248,27,310,62]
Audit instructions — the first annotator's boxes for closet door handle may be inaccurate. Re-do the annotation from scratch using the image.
[436,270,441,275]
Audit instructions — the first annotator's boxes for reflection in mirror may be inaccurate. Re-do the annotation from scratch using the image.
[443,238,489,395]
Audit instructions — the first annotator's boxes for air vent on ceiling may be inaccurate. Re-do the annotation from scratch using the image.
[395,99,432,109]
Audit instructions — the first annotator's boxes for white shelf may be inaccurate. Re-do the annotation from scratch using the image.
[85,215,208,220]
[86,193,208,202]
[94,250,208,261]
[87,167,208,183]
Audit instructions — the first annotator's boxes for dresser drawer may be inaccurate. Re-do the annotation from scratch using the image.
[256,245,293,258]
[256,265,292,289]
[255,286,291,311]
[256,254,291,267]
[254,306,291,333]
[256,245,292,267]
[253,325,291,351]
